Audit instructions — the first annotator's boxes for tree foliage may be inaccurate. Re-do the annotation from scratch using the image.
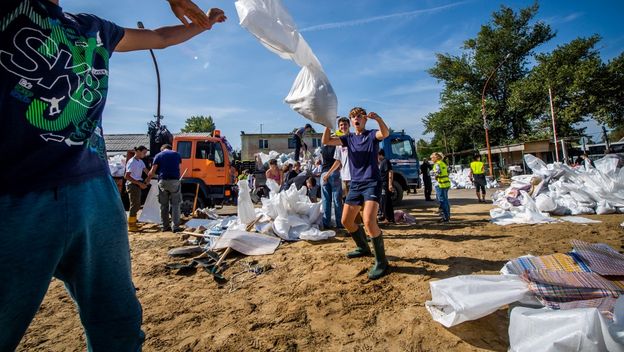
[180,115,216,133]
[424,2,623,151]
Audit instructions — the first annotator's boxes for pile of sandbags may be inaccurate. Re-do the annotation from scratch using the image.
[449,168,499,189]
[491,154,624,224]
[108,154,126,177]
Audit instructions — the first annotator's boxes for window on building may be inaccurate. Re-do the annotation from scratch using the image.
[258,139,268,149]
[177,141,192,159]
[312,138,322,148]
[288,137,296,149]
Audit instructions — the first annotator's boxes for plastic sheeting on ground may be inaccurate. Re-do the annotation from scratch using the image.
[425,274,531,327]
[509,302,624,352]
[426,243,624,351]
[235,0,337,128]
[490,154,624,225]
[212,229,280,256]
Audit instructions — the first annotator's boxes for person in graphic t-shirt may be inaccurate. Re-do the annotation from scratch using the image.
[322,107,390,280]
[0,0,226,350]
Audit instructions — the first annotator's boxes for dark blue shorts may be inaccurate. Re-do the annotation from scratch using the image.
[345,180,382,205]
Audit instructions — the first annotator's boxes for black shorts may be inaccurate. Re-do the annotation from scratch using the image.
[345,181,382,205]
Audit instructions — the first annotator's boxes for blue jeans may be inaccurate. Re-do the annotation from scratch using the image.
[0,175,144,351]
[435,185,451,221]
[321,171,343,228]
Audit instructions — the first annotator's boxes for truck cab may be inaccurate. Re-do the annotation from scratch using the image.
[379,131,420,203]
[173,131,236,214]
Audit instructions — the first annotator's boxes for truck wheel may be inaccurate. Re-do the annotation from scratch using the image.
[181,192,205,216]
[391,181,403,204]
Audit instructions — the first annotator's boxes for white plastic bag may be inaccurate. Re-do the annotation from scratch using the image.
[235,0,299,55]
[284,65,337,128]
[235,0,337,128]
[509,304,624,352]
[237,180,256,225]
[425,275,529,327]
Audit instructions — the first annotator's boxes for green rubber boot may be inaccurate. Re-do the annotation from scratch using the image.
[346,226,372,258]
[368,234,389,280]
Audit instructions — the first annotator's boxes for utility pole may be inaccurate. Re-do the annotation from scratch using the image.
[602,125,611,154]
[548,86,559,162]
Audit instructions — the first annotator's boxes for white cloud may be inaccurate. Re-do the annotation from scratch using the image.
[300,1,470,32]
[542,12,584,25]
[359,46,436,75]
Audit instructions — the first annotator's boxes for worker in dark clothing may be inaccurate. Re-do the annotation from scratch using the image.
[293,124,312,161]
[378,150,395,223]
[420,157,433,201]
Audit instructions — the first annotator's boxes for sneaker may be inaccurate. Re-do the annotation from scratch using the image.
[172,227,183,233]
[161,227,172,232]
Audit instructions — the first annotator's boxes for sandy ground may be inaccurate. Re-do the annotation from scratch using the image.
[17,189,624,351]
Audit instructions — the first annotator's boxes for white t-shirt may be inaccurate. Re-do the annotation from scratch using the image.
[126,157,146,183]
[333,146,351,181]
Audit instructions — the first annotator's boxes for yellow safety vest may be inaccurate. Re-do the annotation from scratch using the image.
[435,160,451,189]
[470,161,485,175]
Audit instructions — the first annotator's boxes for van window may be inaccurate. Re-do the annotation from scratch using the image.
[390,138,416,159]
[177,141,192,159]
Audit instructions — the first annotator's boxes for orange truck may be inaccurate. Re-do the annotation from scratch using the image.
[173,131,237,214]
[113,130,237,215]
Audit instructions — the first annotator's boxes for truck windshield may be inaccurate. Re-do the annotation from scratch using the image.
[390,138,416,159]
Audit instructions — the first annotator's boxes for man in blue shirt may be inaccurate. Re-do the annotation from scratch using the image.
[148,144,183,232]
[322,107,390,280]
[0,1,226,350]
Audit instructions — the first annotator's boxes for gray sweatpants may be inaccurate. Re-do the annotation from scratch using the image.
[158,179,182,229]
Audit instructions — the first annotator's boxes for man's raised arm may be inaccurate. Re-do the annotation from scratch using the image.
[115,8,226,52]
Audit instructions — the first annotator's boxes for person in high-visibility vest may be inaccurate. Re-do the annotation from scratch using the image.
[430,152,451,222]
[469,154,487,203]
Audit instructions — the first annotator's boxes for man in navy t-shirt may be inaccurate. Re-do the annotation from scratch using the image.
[0,1,226,350]
[322,107,390,280]
[148,144,183,232]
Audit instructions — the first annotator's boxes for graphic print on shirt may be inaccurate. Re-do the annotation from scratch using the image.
[0,2,111,159]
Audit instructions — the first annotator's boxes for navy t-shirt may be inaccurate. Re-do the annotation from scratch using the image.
[340,129,381,182]
[320,145,336,173]
[0,0,125,194]
[153,149,182,180]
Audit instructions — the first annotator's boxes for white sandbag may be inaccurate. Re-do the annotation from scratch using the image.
[235,0,299,56]
[138,180,161,224]
[535,194,557,212]
[596,200,617,215]
[299,227,335,241]
[213,229,280,256]
[284,65,337,128]
[425,275,529,327]
[237,180,257,225]
[235,0,337,129]
[509,303,624,352]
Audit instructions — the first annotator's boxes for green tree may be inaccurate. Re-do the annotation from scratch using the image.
[595,52,624,130]
[180,115,215,133]
[509,36,605,139]
[427,3,554,146]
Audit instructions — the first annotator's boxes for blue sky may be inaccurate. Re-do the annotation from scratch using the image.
[61,0,624,149]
